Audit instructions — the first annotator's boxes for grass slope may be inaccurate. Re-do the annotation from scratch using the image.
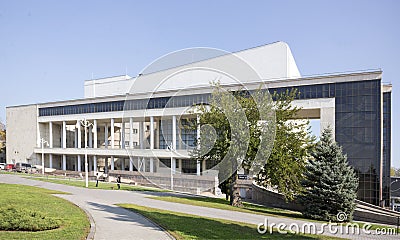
[150,196,400,233]
[118,203,343,240]
[0,183,89,240]
[149,196,304,219]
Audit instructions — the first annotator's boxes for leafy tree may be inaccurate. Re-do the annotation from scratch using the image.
[299,127,358,222]
[391,167,400,177]
[192,83,275,206]
[256,89,315,201]
[0,122,5,156]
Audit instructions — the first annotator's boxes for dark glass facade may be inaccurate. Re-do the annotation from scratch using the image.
[159,119,196,150]
[39,94,210,117]
[269,79,388,205]
[38,78,390,205]
[383,92,392,204]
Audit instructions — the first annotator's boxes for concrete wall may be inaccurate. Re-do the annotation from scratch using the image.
[251,182,304,212]
[108,170,218,194]
[6,104,38,164]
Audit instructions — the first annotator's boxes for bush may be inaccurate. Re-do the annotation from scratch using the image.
[0,206,60,231]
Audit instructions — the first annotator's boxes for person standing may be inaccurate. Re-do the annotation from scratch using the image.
[117,175,121,190]
[96,173,100,187]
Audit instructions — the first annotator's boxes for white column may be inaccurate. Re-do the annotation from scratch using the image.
[121,122,125,149]
[172,116,177,150]
[49,122,53,148]
[202,160,206,173]
[89,125,93,148]
[105,124,108,148]
[196,115,201,176]
[93,120,98,148]
[142,157,146,172]
[62,155,66,170]
[111,118,115,148]
[139,121,144,149]
[129,156,133,171]
[62,121,66,148]
[49,154,53,169]
[178,159,182,173]
[74,127,78,148]
[150,116,154,149]
[77,121,82,149]
[93,156,97,173]
[77,155,81,172]
[129,117,133,149]
[320,107,335,140]
[150,158,154,173]
[171,158,176,174]
[110,156,114,170]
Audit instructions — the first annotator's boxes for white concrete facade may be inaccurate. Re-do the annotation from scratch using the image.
[6,70,384,175]
[5,42,389,192]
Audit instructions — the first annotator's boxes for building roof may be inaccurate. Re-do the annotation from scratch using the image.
[84,41,301,98]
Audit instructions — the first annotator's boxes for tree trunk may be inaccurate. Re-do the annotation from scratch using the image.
[230,172,243,207]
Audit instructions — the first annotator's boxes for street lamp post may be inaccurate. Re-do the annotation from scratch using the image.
[80,119,93,188]
[167,143,175,190]
[391,179,399,211]
[40,138,49,175]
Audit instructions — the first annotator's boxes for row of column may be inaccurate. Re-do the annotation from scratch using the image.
[45,117,155,150]
[43,116,202,175]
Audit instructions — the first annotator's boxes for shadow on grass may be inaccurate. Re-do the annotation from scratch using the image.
[120,204,319,240]
[163,196,305,220]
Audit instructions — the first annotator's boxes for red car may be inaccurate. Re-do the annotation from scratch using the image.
[4,164,15,171]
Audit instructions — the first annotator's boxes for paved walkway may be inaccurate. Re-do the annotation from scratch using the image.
[0,174,172,240]
[1,174,399,240]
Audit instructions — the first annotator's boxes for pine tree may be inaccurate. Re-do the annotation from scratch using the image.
[299,127,358,222]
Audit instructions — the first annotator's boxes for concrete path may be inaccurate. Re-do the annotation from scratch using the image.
[1,174,399,240]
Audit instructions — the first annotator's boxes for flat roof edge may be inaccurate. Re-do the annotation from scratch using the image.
[7,70,383,109]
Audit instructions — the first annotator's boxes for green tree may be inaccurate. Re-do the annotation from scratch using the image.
[391,167,400,177]
[0,122,5,156]
[299,127,358,222]
[256,89,315,201]
[192,83,275,206]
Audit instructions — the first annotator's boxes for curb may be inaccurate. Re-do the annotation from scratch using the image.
[52,194,96,240]
[82,205,96,240]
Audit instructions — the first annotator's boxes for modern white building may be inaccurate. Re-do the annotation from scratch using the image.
[6,41,392,205]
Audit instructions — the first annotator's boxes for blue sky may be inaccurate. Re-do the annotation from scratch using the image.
[0,1,399,166]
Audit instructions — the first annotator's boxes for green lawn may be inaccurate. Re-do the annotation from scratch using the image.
[150,196,400,233]
[25,176,168,192]
[149,196,305,220]
[118,203,343,240]
[0,183,89,240]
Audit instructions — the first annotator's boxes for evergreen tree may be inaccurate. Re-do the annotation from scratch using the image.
[300,127,358,222]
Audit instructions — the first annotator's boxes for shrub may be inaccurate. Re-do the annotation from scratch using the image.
[0,206,60,231]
